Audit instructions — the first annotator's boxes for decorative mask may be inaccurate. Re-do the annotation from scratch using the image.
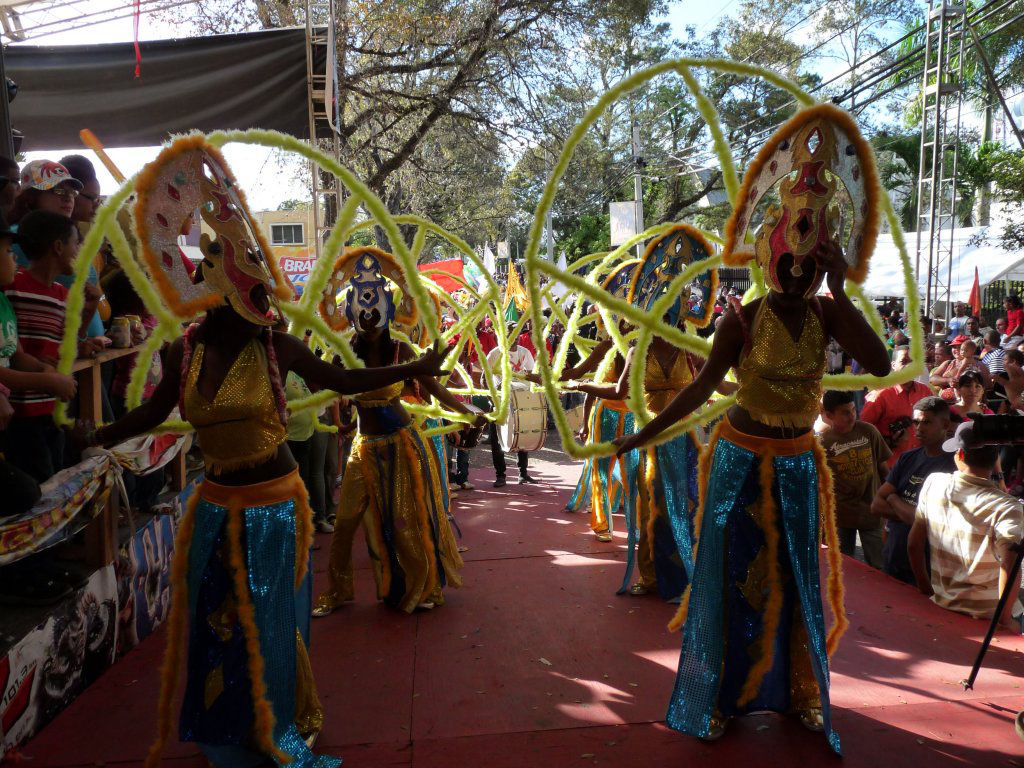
[724,103,879,297]
[630,224,717,328]
[319,246,416,334]
[134,136,292,324]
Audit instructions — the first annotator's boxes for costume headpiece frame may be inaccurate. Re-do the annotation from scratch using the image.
[723,103,879,296]
[134,135,293,325]
[630,224,718,328]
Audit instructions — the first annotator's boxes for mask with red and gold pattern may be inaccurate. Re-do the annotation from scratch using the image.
[134,136,293,325]
[724,104,880,297]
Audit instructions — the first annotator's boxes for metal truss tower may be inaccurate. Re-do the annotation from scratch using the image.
[914,0,966,330]
[305,0,342,264]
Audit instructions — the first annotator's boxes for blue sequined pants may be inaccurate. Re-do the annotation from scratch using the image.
[179,473,341,767]
[666,420,841,754]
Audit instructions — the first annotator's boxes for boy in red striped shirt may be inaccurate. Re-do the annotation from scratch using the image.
[4,210,83,481]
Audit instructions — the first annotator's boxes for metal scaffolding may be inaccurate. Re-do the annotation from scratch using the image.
[914,0,966,329]
[304,0,342,265]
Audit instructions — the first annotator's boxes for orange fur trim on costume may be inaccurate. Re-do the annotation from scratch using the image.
[134,136,292,320]
[644,447,660,561]
[667,423,717,633]
[722,103,880,284]
[399,429,441,606]
[224,502,291,764]
[668,585,692,633]
[290,473,315,591]
[144,492,198,768]
[737,447,783,708]
[813,439,849,656]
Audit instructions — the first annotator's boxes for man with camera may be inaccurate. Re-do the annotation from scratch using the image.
[871,396,956,584]
[907,420,1023,630]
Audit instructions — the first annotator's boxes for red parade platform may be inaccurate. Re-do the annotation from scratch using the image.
[11,446,1024,768]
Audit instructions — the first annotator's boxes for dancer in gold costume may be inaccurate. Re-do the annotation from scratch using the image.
[572,225,724,599]
[616,106,891,753]
[77,139,449,768]
[313,248,485,616]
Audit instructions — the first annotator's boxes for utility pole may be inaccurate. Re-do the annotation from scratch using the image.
[631,120,645,258]
[545,149,555,261]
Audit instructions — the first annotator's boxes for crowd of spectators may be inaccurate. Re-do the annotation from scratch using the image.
[821,298,1024,633]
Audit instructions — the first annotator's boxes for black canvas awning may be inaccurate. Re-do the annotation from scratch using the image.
[6,27,322,150]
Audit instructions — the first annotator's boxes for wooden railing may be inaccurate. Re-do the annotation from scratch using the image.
[70,347,187,565]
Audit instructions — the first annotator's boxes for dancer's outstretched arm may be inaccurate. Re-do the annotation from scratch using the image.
[572,348,634,401]
[614,312,743,456]
[279,332,451,395]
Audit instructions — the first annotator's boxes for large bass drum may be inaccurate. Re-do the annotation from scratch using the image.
[499,386,548,453]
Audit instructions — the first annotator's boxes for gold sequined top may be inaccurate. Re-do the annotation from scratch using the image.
[354,381,404,407]
[644,348,694,415]
[184,340,287,473]
[735,301,826,429]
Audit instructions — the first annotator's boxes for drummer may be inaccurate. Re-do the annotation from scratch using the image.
[478,336,538,487]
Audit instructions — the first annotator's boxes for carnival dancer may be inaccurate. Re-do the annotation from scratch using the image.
[615,106,891,751]
[313,248,485,617]
[563,392,596,513]
[572,225,722,599]
[532,262,644,541]
[75,139,452,767]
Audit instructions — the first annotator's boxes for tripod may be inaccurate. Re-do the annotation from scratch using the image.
[962,540,1024,690]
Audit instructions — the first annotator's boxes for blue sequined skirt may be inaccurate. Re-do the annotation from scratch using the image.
[666,420,841,754]
[628,431,700,599]
[179,474,341,767]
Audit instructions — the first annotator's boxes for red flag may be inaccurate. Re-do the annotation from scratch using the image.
[968,266,982,318]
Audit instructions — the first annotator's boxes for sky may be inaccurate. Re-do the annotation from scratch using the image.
[9,0,745,211]
[8,0,959,211]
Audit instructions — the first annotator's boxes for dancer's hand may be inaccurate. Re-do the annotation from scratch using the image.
[813,239,849,295]
[577,423,589,443]
[413,340,453,377]
[613,431,645,456]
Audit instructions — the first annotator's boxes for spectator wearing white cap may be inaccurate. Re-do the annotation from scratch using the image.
[908,420,1024,629]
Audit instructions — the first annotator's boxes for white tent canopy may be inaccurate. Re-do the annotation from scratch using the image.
[861,226,1024,301]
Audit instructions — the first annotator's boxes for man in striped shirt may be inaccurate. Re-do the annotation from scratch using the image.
[981,329,1006,375]
[908,421,1023,628]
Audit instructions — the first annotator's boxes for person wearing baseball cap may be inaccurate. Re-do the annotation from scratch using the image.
[9,159,82,223]
[908,417,1023,629]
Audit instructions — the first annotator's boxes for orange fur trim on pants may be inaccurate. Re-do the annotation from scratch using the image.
[667,422,718,633]
[737,447,783,709]
[144,492,199,768]
[291,475,314,591]
[813,439,848,656]
[591,406,625,534]
[643,446,659,550]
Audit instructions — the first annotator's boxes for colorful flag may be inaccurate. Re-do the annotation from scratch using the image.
[504,261,529,314]
[968,266,982,318]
